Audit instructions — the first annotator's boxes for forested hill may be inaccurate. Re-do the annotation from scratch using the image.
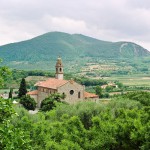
[0,32,150,63]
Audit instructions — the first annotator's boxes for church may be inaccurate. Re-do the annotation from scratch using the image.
[27,57,98,107]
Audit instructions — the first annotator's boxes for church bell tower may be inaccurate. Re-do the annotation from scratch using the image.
[55,57,63,80]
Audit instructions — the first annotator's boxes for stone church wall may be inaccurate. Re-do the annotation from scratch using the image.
[36,81,85,107]
[57,81,85,104]
[30,95,38,103]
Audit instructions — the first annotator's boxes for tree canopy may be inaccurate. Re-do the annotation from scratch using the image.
[20,95,36,110]
[18,78,27,98]
[0,61,11,87]
[41,93,66,111]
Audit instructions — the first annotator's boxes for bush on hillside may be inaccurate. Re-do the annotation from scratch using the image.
[41,93,66,111]
[0,97,32,149]
[20,95,36,110]
[116,91,150,106]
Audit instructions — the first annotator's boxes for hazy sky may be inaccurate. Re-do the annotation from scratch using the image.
[0,0,150,50]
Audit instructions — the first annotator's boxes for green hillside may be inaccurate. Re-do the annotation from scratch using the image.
[0,32,150,70]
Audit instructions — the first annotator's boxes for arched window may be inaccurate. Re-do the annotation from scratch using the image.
[78,92,81,98]
[60,68,62,72]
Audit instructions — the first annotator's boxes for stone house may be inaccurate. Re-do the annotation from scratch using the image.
[27,57,98,107]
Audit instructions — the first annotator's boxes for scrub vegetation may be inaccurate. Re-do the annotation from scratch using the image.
[0,91,150,150]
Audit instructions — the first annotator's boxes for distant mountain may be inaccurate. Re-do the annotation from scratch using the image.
[0,31,149,64]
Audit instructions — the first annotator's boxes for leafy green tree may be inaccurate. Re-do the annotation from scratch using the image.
[0,98,14,122]
[105,85,113,92]
[0,97,32,150]
[87,115,117,149]
[113,108,150,150]
[0,89,149,150]
[114,91,150,106]
[115,81,123,89]
[95,86,102,98]
[41,93,65,111]
[18,78,27,98]
[103,92,110,98]
[20,95,36,110]
[0,59,11,87]
[53,101,104,130]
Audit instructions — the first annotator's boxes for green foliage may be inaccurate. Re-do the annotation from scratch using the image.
[1,91,149,149]
[0,32,149,71]
[18,78,27,98]
[105,85,113,92]
[0,65,11,87]
[0,98,14,122]
[12,69,55,80]
[115,81,124,89]
[75,77,107,86]
[20,95,36,110]
[0,98,32,149]
[3,69,55,89]
[52,102,105,129]
[118,91,150,106]
[95,86,102,98]
[41,93,65,111]
[113,108,150,150]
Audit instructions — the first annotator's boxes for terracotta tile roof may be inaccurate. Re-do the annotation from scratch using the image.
[84,91,99,98]
[35,78,68,89]
[27,90,38,95]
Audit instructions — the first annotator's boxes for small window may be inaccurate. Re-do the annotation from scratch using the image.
[78,92,81,98]
[60,68,62,72]
[70,90,74,95]
[62,92,66,99]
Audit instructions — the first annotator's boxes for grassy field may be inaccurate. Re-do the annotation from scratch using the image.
[103,75,150,87]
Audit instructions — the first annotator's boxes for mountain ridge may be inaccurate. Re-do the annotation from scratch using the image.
[0,31,149,64]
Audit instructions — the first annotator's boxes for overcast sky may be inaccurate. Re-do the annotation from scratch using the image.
[0,0,150,50]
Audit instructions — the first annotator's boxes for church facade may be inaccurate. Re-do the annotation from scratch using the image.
[27,57,98,107]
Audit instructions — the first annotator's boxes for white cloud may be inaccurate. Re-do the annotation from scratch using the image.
[41,15,88,33]
[0,0,150,51]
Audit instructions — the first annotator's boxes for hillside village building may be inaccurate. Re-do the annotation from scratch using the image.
[27,57,98,107]
[101,82,118,89]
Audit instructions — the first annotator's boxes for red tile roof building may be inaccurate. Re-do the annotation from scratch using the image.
[84,91,99,98]
[27,57,98,107]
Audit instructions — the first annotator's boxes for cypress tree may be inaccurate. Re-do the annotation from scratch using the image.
[8,88,13,99]
[18,78,27,98]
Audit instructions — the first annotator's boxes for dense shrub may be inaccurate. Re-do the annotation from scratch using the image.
[20,95,36,110]
[75,77,107,86]
[41,93,65,111]
[116,91,150,106]
[0,98,32,150]
[2,91,149,149]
